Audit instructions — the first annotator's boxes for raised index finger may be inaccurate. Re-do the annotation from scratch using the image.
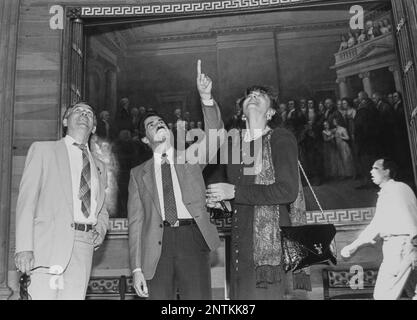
[197,59,202,76]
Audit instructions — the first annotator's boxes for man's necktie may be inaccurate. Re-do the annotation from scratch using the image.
[161,153,178,225]
[74,143,91,218]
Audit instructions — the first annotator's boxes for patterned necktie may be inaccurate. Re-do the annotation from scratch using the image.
[161,153,178,225]
[73,143,91,218]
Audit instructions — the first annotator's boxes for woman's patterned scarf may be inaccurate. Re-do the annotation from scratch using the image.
[253,130,307,288]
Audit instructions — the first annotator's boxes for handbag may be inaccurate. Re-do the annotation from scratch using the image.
[281,161,337,272]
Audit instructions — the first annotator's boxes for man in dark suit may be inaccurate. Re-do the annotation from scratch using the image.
[326,98,346,129]
[115,97,131,134]
[96,110,114,141]
[392,91,413,178]
[373,92,395,158]
[128,60,224,300]
[355,91,381,189]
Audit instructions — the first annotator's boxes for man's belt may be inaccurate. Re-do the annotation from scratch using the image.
[72,223,93,232]
[381,234,410,240]
[163,219,196,227]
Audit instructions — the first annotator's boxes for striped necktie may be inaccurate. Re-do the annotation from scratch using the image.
[73,143,91,218]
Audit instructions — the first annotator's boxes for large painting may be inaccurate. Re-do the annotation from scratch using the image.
[76,1,414,222]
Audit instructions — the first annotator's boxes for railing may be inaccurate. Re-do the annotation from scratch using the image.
[334,32,394,66]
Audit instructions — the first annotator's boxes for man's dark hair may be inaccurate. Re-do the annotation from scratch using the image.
[138,111,168,139]
[341,97,354,109]
[381,158,399,179]
[307,98,316,105]
[393,91,403,100]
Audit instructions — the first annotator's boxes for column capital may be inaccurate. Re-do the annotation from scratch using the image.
[336,77,347,84]
[388,65,399,73]
[66,7,82,20]
[359,71,371,79]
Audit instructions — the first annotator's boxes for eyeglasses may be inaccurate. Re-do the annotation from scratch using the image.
[19,266,49,300]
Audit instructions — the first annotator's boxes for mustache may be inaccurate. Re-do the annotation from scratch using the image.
[156,125,167,131]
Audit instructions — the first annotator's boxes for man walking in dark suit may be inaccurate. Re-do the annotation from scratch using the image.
[128,60,224,300]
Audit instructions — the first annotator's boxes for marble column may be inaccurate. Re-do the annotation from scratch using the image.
[336,77,349,98]
[359,71,373,96]
[389,65,403,92]
[0,0,20,300]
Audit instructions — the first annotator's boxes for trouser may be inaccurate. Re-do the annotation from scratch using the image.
[148,223,212,300]
[374,235,416,300]
[28,230,94,300]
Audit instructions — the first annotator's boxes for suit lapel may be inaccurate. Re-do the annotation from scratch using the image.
[55,139,73,216]
[142,158,162,218]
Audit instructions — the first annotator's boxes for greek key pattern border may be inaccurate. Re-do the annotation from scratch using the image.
[80,0,311,17]
[108,208,375,233]
[306,208,375,225]
[108,218,128,235]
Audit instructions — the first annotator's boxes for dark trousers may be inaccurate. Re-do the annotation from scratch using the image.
[148,223,212,300]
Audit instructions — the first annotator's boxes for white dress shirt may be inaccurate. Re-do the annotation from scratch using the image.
[64,135,98,225]
[154,147,193,221]
[358,179,417,242]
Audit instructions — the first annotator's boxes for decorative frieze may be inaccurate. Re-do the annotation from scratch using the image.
[76,1,319,19]
[107,207,375,236]
[306,208,375,225]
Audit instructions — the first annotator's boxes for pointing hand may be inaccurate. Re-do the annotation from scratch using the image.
[196,59,212,100]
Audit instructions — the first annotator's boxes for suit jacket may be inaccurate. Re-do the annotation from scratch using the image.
[15,138,109,272]
[128,101,224,280]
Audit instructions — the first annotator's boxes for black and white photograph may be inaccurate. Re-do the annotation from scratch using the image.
[1,0,417,304]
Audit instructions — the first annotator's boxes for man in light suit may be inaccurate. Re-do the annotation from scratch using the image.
[128,60,223,299]
[14,102,109,300]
